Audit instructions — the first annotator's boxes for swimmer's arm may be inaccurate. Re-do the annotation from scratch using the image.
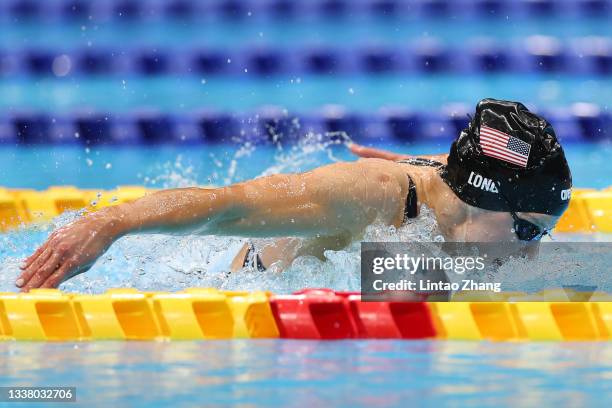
[17,159,408,290]
[349,143,447,164]
[114,158,409,238]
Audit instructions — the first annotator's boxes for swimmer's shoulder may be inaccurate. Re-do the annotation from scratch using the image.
[354,158,415,180]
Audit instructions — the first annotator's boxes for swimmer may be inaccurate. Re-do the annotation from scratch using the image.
[16,99,572,290]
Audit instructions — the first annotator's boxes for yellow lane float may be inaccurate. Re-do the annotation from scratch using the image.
[0,288,610,342]
[0,186,611,233]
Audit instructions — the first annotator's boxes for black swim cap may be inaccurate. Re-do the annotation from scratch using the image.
[441,98,572,216]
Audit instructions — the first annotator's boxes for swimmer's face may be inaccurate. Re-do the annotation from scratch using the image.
[460,208,560,242]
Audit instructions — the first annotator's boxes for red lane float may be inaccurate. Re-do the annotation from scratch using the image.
[270,289,358,339]
[348,297,437,339]
[270,289,438,339]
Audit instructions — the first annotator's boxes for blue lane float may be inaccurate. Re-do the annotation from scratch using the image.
[473,0,508,17]
[469,39,510,72]
[12,111,51,144]
[0,1,598,23]
[190,48,233,75]
[3,37,611,77]
[77,49,116,75]
[1,104,610,145]
[358,45,402,73]
[2,0,611,22]
[522,0,558,15]
[246,48,290,76]
[301,46,351,75]
[164,0,197,19]
[61,0,94,20]
[380,107,423,142]
[572,103,612,141]
[580,37,612,74]
[196,110,241,143]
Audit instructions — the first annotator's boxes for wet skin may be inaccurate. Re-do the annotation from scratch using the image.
[17,144,561,291]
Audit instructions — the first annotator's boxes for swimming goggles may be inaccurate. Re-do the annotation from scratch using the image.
[509,211,548,242]
[494,181,548,241]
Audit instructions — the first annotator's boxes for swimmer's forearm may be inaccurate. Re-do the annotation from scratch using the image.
[109,187,231,236]
[106,184,330,238]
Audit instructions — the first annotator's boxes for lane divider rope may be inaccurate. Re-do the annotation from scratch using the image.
[3,104,610,145]
[1,185,611,233]
[0,288,610,341]
[2,0,610,23]
[1,38,612,77]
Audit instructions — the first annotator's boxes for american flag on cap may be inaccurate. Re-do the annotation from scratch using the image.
[479,125,531,168]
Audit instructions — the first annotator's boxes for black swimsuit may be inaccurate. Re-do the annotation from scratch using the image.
[242,242,268,272]
[241,157,445,272]
[396,158,445,221]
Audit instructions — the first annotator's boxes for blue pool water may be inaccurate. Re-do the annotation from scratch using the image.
[3,75,612,111]
[1,140,611,296]
[0,141,611,189]
[2,5,612,407]
[1,340,611,408]
[1,16,611,112]
[2,17,611,48]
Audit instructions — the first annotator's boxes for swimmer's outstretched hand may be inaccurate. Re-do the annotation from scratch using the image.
[348,143,411,161]
[16,208,121,291]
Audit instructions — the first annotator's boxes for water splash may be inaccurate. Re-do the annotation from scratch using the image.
[258,132,347,178]
[0,135,356,293]
[1,137,610,294]
[0,206,445,294]
[142,155,199,188]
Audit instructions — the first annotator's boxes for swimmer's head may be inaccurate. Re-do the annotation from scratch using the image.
[441,98,572,216]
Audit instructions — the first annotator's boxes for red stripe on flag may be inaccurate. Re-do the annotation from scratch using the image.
[481,148,528,166]
[480,132,509,144]
[481,145,527,162]
[481,126,511,140]
[480,139,513,150]
[480,141,528,162]
[479,125,529,167]
[482,150,527,167]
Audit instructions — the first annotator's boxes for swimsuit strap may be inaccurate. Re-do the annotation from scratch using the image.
[404,175,418,221]
[397,157,445,221]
